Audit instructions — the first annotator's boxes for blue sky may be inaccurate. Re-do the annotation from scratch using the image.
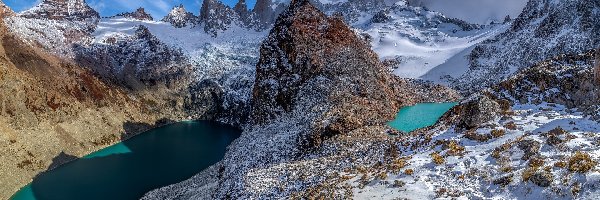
[3,0,258,19]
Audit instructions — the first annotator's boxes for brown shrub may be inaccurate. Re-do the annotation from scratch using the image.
[431,152,445,165]
[522,167,537,182]
[444,140,465,156]
[504,122,517,130]
[491,129,506,138]
[528,156,545,168]
[554,161,567,168]
[464,131,492,142]
[568,152,597,173]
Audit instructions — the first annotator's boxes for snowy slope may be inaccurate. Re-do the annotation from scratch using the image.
[452,0,600,93]
[92,17,267,124]
[358,3,506,81]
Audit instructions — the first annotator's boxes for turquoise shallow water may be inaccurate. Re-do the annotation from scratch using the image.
[389,102,458,133]
[10,121,241,200]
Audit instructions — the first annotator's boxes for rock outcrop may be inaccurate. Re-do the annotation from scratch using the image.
[492,50,599,117]
[198,0,238,36]
[454,0,600,93]
[116,8,154,21]
[4,0,100,55]
[233,0,254,27]
[19,0,99,23]
[0,0,14,18]
[252,0,282,29]
[455,95,501,130]
[161,4,196,28]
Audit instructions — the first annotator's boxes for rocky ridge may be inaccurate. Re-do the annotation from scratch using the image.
[116,7,154,21]
[161,4,196,28]
[19,0,99,26]
[453,0,600,93]
[198,0,240,36]
[3,0,101,56]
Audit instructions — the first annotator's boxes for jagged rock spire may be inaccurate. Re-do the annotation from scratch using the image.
[161,4,196,28]
[116,7,154,21]
[252,0,275,29]
[199,0,237,36]
[234,0,252,26]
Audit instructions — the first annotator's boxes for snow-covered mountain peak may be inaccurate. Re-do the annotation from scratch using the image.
[161,4,196,28]
[18,0,99,23]
[115,7,154,21]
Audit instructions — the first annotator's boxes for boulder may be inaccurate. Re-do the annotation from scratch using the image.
[457,95,500,129]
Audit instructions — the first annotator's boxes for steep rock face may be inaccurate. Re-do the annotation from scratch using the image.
[252,0,458,140]
[253,0,287,29]
[198,0,238,36]
[233,0,251,25]
[19,0,99,24]
[161,4,196,28]
[116,8,154,21]
[0,0,14,18]
[454,0,600,93]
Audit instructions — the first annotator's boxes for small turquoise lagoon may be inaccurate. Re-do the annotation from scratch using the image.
[388,102,458,133]
[10,121,241,200]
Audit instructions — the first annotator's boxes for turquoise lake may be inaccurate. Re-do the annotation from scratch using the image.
[10,121,241,200]
[389,102,458,133]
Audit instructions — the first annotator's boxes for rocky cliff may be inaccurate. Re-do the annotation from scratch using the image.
[143,1,459,198]
[161,4,196,28]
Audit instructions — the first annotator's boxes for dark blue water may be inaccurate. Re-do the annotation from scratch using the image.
[11,121,241,200]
